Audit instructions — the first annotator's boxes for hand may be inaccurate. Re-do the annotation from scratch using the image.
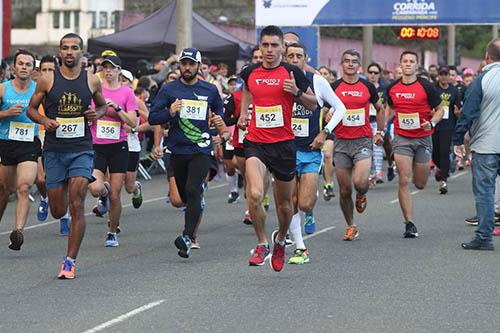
[421,121,432,131]
[84,108,98,122]
[454,105,461,116]
[374,133,384,146]
[310,131,327,150]
[42,117,60,131]
[237,113,249,130]
[324,110,333,123]
[454,145,466,159]
[210,114,224,129]
[283,71,299,96]
[170,99,183,117]
[124,124,132,133]
[153,145,163,160]
[7,104,23,116]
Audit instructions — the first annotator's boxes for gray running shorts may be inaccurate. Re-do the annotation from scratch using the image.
[392,134,432,163]
[333,137,373,169]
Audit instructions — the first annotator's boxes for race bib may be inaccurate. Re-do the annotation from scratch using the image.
[292,118,309,137]
[238,128,247,144]
[442,106,449,120]
[96,120,120,140]
[398,113,420,130]
[369,103,377,116]
[225,140,234,151]
[255,105,284,128]
[343,108,365,127]
[56,117,85,138]
[8,122,34,142]
[180,99,208,121]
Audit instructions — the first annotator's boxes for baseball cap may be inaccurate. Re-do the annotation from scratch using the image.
[101,49,117,57]
[228,75,238,83]
[438,66,449,74]
[121,69,134,83]
[179,48,202,63]
[101,55,122,69]
[463,67,474,76]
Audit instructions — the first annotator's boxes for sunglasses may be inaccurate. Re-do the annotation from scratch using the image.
[368,71,380,74]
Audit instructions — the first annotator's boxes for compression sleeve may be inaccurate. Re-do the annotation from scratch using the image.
[313,74,346,133]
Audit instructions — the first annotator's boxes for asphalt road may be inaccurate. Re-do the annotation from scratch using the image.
[0,167,497,333]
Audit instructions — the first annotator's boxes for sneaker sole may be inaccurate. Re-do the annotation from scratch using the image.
[403,232,419,238]
[288,257,310,264]
[8,230,24,251]
[174,236,190,258]
[105,242,119,247]
[58,273,75,279]
[132,198,143,209]
[304,224,316,235]
[248,253,271,266]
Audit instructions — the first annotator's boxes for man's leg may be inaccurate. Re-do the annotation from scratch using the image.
[66,176,90,259]
[107,172,126,233]
[0,165,16,221]
[352,159,371,198]
[394,154,415,223]
[245,157,268,243]
[297,173,319,215]
[14,161,37,230]
[273,178,295,241]
[336,166,354,226]
[322,139,335,199]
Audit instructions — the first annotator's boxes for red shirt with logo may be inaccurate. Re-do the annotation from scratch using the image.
[230,90,244,149]
[387,78,441,138]
[331,78,378,139]
[240,63,310,144]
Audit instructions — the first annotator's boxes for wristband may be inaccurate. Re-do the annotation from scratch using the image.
[131,127,137,134]
[295,90,303,98]
[115,105,123,112]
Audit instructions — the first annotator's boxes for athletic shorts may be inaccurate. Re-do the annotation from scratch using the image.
[333,137,373,169]
[43,150,94,190]
[127,151,140,172]
[93,141,129,174]
[234,147,245,158]
[0,137,41,166]
[244,139,296,182]
[223,144,234,160]
[296,150,323,176]
[393,134,432,163]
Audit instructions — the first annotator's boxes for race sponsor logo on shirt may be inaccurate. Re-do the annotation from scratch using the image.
[341,91,363,97]
[395,92,416,99]
[255,78,281,86]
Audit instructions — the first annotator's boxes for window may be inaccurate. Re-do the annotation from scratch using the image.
[74,11,79,29]
[63,11,71,29]
[99,12,108,29]
[110,11,117,29]
[90,11,96,29]
[53,11,60,29]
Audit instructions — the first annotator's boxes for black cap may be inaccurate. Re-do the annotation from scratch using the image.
[179,48,202,63]
[101,55,122,69]
[438,65,449,74]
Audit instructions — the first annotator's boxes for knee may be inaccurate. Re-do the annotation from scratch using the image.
[247,188,263,206]
[185,184,201,201]
[298,201,314,213]
[324,151,332,159]
[69,200,84,215]
[17,183,31,196]
[413,180,426,190]
[353,181,368,194]
[339,187,352,198]
[109,191,121,203]
[276,199,293,213]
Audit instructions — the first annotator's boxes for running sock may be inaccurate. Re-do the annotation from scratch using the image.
[41,196,48,203]
[227,174,237,193]
[258,242,269,248]
[305,211,314,219]
[290,212,306,250]
[62,212,70,220]
[66,257,76,264]
[276,239,285,246]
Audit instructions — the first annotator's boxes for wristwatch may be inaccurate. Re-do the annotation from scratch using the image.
[323,127,331,136]
[295,90,303,98]
[376,130,385,136]
[430,121,436,129]
[115,105,123,112]
[131,127,137,134]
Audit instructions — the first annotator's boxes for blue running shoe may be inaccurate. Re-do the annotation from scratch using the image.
[174,235,191,258]
[304,214,316,234]
[59,217,71,236]
[97,182,110,215]
[37,200,49,222]
[105,233,119,247]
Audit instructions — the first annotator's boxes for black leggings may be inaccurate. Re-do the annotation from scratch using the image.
[432,129,453,180]
[170,153,210,239]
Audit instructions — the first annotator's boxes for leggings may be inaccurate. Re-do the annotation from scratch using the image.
[170,153,211,239]
[432,129,453,180]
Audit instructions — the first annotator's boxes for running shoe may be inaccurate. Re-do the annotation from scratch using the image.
[37,200,49,222]
[92,205,104,218]
[439,181,448,194]
[457,159,464,171]
[496,213,500,226]
[58,259,76,279]
[190,238,200,250]
[270,230,285,272]
[105,233,119,247]
[304,214,316,235]
[97,182,110,215]
[262,195,270,211]
[227,191,239,204]
[107,220,121,234]
[493,228,500,237]
[243,210,252,225]
[60,217,71,236]
[288,249,310,265]
[323,183,335,201]
[465,216,478,226]
[132,181,143,209]
[461,238,494,251]
[375,171,384,184]
[237,173,244,189]
[387,166,395,182]
[403,222,418,238]
[285,233,294,247]
[368,175,375,188]
[8,229,24,251]
[355,194,367,213]
[465,158,471,167]
[343,226,359,241]
[248,244,271,266]
[435,168,442,182]
[174,235,191,258]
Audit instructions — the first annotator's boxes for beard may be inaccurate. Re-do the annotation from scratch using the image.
[181,71,196,82]
[63,58,79,68]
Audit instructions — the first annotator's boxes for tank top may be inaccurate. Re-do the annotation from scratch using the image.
[43,67,93,152]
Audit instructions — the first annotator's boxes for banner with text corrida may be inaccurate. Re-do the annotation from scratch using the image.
[256,0,500,26]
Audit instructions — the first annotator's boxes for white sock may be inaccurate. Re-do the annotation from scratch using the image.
[41,196,48,203]
[227,174,237,193]
[66,257,76,264]
[62,212,70,219]
[290,212,306,250]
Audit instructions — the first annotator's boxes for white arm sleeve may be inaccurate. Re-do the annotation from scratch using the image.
[313,74,347,133]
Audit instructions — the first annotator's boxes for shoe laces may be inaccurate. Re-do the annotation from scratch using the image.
[106,233,115,241]
[345,226,357,237]
[253,245,268,258]
[63,260,74,271]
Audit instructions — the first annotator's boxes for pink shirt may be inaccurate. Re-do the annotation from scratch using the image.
[91,85,137,145]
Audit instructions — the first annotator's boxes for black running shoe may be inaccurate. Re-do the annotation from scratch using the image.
[387,166,395,182]
[237,174,244,189]
[465,216,478,226]
[462,238,494,251]
[403,222,418,238]
[227,191,239,204]
[8,229,24,251]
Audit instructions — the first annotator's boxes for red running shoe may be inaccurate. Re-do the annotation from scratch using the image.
[248,244,270,266]
[270,230,286,272]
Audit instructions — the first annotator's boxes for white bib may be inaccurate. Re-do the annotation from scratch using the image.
[292,118,309,137]
[56,117,85,138]
[225,140,234,151]
[255,105,284,128]
[180,99,208,121]
[343,108,365,127]
[96,120,121,140]
[442,106,449,120]
[8,121,34,142]
[398,113,420,130]
[238,128,246,144]
[369,103,377,116]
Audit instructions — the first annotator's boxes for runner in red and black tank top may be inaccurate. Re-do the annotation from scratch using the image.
[331,78,378,139]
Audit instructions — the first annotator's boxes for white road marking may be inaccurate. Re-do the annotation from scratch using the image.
[390,190,420,204]
[0,183,227,236]
[303,226,336,240]
[81,300,165,333]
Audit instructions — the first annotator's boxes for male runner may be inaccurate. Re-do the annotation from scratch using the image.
[27,33,107,279]
[0,49,40,251]
[149,48,228,259]
[238,26,316,271]
[386,51,443,238]
[331,49,384,241]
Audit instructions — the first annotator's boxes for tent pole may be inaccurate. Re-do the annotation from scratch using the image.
[176,0,192,53]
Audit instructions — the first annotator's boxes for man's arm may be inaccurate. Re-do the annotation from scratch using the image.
[237,85,251,130]
[0,83,23,120]
[148,86,173,126]
[453,75,484,146]
[27,75,59,130]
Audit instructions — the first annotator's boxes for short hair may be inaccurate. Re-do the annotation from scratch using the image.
[40,55,57,66]
[448,65,458,73]
[60,33,83,49]
[201,57,211,66]
[341,49,361,62]
[318,66,331,73]
[13,49,35,67]
[486,37,500,62]
[260,25,283,42]
[367,62,382,73]
[251,46,261,57]
[284,31,300,40]
[428,64,438,70]
[400,51,419,63]
[286,42,307,57]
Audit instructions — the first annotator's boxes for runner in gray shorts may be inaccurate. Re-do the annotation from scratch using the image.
[392,134,432,164]
[333,137,373,168]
